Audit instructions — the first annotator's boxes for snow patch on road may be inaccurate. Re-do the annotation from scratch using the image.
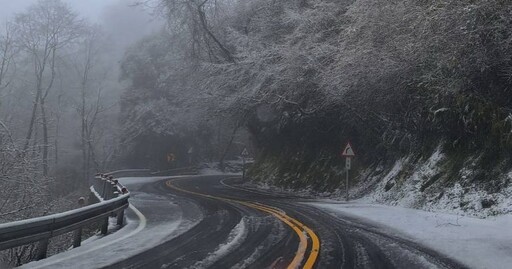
[176,217,247,269]
[309,201,512,269]
[233,215,285,268]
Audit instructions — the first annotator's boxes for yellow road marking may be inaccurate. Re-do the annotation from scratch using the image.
[243,202,307,268]
[165,179,320,269]
[219,178,320,268]
[249,202,320,268]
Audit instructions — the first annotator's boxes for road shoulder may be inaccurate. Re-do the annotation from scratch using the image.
[308,201,512,269]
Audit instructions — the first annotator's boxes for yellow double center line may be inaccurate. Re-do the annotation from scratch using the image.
[165,179,320,269]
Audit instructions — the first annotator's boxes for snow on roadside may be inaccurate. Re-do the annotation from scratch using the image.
[363,146,444,209]
[309,201,512,269]
[350,144,512,218]
[89,186,104,202]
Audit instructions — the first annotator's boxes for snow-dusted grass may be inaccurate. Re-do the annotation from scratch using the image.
[309,201,512,269]
[362,146,444,208]
[241,142,512,219]
[246,142,511,218]
[347,144,512,218]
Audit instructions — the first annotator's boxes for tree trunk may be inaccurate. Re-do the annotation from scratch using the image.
[40,99,49,176]
[81,119,87,183]
[22,88,41,153]
[218,124,240,172]
[81,80,88,182]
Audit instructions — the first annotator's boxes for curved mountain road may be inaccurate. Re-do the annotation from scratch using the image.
[103,175,468,269]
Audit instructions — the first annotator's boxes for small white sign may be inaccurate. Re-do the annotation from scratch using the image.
[241,148,249,157]
[341,142,356,157]
[346,157,351,170]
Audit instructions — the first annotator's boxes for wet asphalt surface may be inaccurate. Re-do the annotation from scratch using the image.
[103,175,468,269]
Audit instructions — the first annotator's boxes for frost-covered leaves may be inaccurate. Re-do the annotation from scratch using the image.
[13,0,84,56]
[0,135,50,224]
[121,0,512,165]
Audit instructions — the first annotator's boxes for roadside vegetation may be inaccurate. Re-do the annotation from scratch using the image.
[120,0,512,215]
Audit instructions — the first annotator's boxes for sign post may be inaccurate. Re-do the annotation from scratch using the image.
[167,153,176,168]
[188,147,194,166]
[341,142,355,201]
[241,148,249,181]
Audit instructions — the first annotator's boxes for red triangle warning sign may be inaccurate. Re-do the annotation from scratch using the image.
[341,142,356,157]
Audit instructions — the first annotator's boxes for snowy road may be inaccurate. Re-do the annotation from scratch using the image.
[104,175,299,269]
[107,175,467,269]
[24,175,469,268]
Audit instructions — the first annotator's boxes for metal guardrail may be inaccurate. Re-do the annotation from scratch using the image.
[150,166,198,176]
[103,167,198,177]
[105,169,153,178]
[0,167,199,262]
[0,174,130,260]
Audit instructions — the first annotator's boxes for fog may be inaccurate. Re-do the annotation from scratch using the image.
[0,0,157,21]
[1,0,512,267]
[0,0,116,21]
[0,0,167,249]
[0,0,162,46]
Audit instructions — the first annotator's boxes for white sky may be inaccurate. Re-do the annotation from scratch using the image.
[0,0,152,23]
[0,0,163,50]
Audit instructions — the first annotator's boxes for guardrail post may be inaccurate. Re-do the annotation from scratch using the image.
[116,209,124,226]
[101,217,109,235]
[110,181,117,199]
[102,178,108,198]
[116,183,128,227]
[104,185,110,201]
[36,239,49,260]
[73,228,82,248]
[73,197,86,248]
[95,177,102,194]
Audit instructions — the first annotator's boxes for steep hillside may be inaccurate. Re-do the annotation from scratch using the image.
[120,0,512,216]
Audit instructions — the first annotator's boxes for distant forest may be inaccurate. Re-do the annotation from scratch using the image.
[121,0,512,187]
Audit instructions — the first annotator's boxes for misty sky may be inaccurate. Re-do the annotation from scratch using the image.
[0,0,125,22]
[0,0,163,53]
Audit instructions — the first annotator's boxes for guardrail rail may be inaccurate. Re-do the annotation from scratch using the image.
[150,166,198,176]
[0,167,200,263]
[0,174,130,260]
